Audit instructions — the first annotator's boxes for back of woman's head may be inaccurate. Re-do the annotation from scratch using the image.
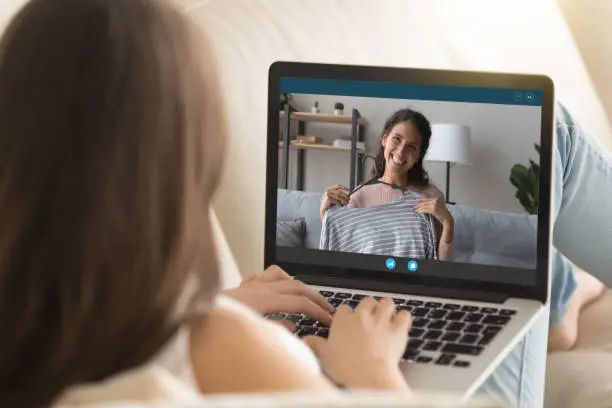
[0,0,226,405]
[372,108,432,186]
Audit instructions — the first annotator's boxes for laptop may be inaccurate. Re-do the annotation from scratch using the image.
[265,61,554,399]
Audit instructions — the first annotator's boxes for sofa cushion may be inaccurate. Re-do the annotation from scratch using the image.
[277,189,323,250]
[276,218,306,247]
[448,205,537,268]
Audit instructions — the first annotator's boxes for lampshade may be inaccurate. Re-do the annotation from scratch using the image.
[424,123,473,165]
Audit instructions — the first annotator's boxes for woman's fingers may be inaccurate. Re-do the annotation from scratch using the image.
[258,265,293,282]
[355,296,378,314]
[327,191,349,204]
[393,309,412,332]
[374,297,397,321]
[269,279,335,313]
[271,294,334,325]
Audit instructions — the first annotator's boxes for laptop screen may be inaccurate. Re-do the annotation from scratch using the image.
[269,68,551,292]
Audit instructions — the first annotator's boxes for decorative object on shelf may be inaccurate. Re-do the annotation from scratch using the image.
[510,143,540,215]
[296,135,323,144]
[311,101,320,114]
[424,123,473,204]
[332,138,366,150]
[334,102,344,115]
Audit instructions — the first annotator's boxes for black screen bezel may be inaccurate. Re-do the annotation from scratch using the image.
[265,61,554,304]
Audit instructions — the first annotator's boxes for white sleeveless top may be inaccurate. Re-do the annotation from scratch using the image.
[55,294,321,406]
[154,294,322,387]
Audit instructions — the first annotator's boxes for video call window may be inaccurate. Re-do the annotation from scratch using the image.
[275,79,543,276]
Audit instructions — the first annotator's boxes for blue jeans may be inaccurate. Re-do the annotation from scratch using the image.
[478,103,612,407]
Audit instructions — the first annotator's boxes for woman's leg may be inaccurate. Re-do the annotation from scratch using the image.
[478,102,612,407]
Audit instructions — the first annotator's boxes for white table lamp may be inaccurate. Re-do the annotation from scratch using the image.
[424,124,473,204]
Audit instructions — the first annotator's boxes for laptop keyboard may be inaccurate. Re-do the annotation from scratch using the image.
[266,289,517,369]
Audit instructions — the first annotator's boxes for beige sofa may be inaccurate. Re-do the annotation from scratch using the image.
[188,1,612,407]
[2,0,612,407]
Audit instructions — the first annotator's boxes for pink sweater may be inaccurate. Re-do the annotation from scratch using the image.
[347,181,453,261]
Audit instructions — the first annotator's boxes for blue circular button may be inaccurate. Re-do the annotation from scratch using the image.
[407,260,418,272]
[385,257,396,270]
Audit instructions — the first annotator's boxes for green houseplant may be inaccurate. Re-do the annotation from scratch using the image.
[510,143,540,214]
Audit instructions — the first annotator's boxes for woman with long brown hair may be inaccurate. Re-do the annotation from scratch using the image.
[0,0,413,406]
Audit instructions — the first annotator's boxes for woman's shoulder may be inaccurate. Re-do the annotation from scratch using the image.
[187,295,323,393]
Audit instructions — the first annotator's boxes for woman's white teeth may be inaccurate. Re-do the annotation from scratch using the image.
[392,154,405,165]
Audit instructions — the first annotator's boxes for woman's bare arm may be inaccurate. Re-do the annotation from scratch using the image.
[189,304,336,394]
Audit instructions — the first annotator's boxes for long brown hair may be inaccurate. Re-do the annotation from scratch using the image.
[0,0,227,406]
[372,108,432,187]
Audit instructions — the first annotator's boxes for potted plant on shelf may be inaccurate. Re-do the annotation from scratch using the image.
[334,102,344,115]
[311,101,320,114]
[509,143,540,215]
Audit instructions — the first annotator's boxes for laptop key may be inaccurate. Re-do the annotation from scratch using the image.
[499,309,517,316]
[344,300,360,309]
[351,294,366,300]
[319,291,334,297]
[479,326,503,346]
[397,305,413,312]
[465,313,484,323]
[481,307,498,314]
[407,339,424,350]
[317,328,329,338]
[328,298,342,308]
[300,318,317,327]
[454,360,471,368]
[423,341,442,352]
[461,305,480,312]
[483,325,503,335]
[428,320,447,330]
[297,327,317,336]
[429,309,447,319]
[446,322,465,332]
[393,298,406,305]
[443,304,461,310]
[407,300,424,306]
[334,292,352,299]
[412,318,429,328]
[459,334,479,344]
[424,330,443,340]
[446,311,466,321]
[409,328,425,338]
[416,356,433,364]
[436,354,456,366]
[465,324,484,334]
[482,315,511,325]
[402,348,419,361]
[441,332,461,342]
[413,308,429,317]
[442,343,484,356]
[425,302,442,308]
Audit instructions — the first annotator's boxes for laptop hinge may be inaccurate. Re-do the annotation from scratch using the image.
[296,274,508,304]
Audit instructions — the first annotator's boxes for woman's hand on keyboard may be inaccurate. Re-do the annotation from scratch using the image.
[222,265,335,326]
[302,297,412,392]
